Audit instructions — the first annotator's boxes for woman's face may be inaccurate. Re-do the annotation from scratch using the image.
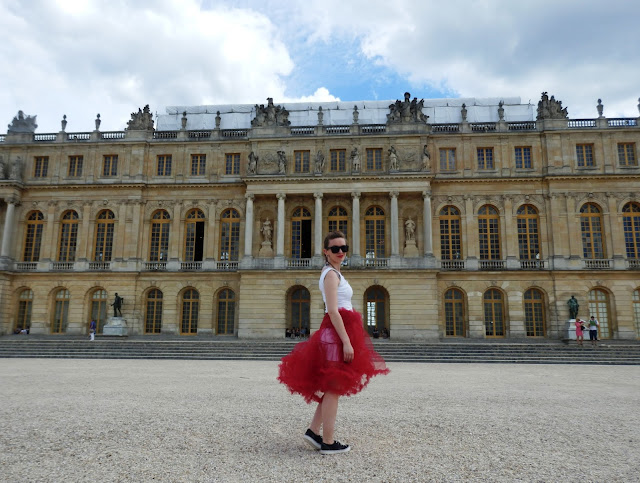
[324,237,347,265]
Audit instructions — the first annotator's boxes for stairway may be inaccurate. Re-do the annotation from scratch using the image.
[1,338,639,364]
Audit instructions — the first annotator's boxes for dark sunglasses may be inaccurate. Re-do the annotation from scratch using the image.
[328,245,349,253]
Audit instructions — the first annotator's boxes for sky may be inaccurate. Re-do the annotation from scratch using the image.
[1,0,639,133]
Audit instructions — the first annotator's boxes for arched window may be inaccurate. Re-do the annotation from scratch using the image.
[517,205,540,260]
[633,289,640,338]
[328,206,348,239]
[217,289,236,335]
[16,289,33,332]
[289,287,310,332]
[90,289,108,334]
[219,209,240,261]
[291,207,312,259]
[184,209,205,262]
[444,288,466,336]
[484,288,505,337]
[23,211,44,262]
[478,205,501,260]
[580,203,605,259]
[58,210,79,262]
[145,289,163,334]
[365,206,386,258]
[180,288,199,335]
[440,206,461,260]
[365,286,389,337]
[52,288,70,334]
[524,288,546,337]
[149,210,170,261]
[588,289,611,339]
[94,210,115,262]
[622,202,640,259]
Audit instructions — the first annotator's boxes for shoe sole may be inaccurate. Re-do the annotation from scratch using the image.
[320,446,351,455]
[303,434,322,450]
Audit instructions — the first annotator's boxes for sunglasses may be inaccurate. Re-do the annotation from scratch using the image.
[328,245,349,253]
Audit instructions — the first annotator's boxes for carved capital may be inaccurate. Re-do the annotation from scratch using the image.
[422,190,432,199]
[245,193,255,201]
[389,190,399,199]
[313,192,323,200]
[351,191,361,199]
[276,193,286,201]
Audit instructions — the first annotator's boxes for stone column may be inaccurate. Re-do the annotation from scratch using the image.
[351,192,361,257]
[422,190,433,256]
[77,202,92,261]
[390,191,399,256]
[276,193,286,257]
[503,195,517,259]
[566,195,579,258]
[129,201,143,260]
[205,200,218,261]
[606,193,622,260]
[114,202,127,261]
[314,192,323,256]
[464,195,478,259]
[244,194,254,258]
[170,202,182,260]
[0,198,17,259]
[42,201,57,261]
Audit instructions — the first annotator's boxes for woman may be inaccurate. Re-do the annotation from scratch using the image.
[278,231,389,455]
[575,318,585,346]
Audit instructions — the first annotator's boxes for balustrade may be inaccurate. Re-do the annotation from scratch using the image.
[471,123,497,132]
[479,260,505,270]
[153,131,178,139]
[33,133,57,142]
[52,261,74,271]
[441,260,465,270]
[89,261,111,271]
[508,122,536,131]
[608,118,637,127]
[325,126,350,134]
[431,124,460,133]
[567,119,596,128]
[16,262,37,271]
[364,258,389,268]
[188,130,211,139]
[216,260,238,270]
[584,259,612,269]
[221,129,248,138]
[101,131,125,140]
[180,261,203,271]
[286,258,311,269]
[290,127,314,136]
[144,261,167,271]
[67,133,91,141]
[628,259,640,269]
[361,124,386,134]
[520,259,545,269]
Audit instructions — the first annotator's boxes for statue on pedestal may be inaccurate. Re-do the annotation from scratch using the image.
[315,150,325,174]
[351,147,360,172]
[389,146,399,171]
[248,151,258,174]
[111,293,124,317]
[8,111,38,133]
[567,295,579,319]
[261,218,273,243]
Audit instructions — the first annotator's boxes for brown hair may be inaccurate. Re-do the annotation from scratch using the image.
[323,230,347,249]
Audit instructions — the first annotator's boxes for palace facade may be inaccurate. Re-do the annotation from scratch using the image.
[1,93,639,340]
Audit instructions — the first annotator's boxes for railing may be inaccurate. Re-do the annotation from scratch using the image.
[479,260,505,270]
[181,261,203,270]
[216,261,239,270]
[33,133,57,142]
[441,260,465,270]
[290,127,315,136]
[520,259,545,269]
[0,134,5,142]
[628,259,640,269]
[52,261,74,271]
[471,123,497,132]
[221,129,248,138]
[287,258,311,269]
[188,130,211,139]
[325,125,350,134]
[89,261,111,271]
[584,259,611,269]
[67,132,91,141]
[361,124,386,134]
[568,119,596,128]
[101,131,126,140]
[16,262,37,271]
[508,122,536,131]
[431,123,459,133]
[364,258,389,268]
[144,261,167,271]
[608,118,637,127]
[153,131,178,139]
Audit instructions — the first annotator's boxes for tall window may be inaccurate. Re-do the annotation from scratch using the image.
[515,146,532,169]
[191,154,206,176]
[477,148,494,170]
[94,210,115,261]
[330,149,346,172]
[291,207,312,259]
[618,143,637,166]
[90,289,108,334]
[225,153,240,175]
[365,206,386,258]
[184,209,205,262]
[23,211,44,262]
[180,288,199,334]
[294,150,310,173]
[145,289,163,334]
[517,205,540,259]
[588,289,611,339]
[103,155,118,176]
[478,205,501,260]
[524,288,545,337]
[580,203,605,259]
[149,210,170,261]
[52,288,70,334]
[623,202,640,259]
[440,148,456,171]
[68,155,83,177]
[576,144,594,167]
[328,206,348,238]
[633,289,640,338]
[16,289,33,332]
[365,286,388,336]
[439,206,461,260]
[444,288,465,337]
[484,289,505,337]
[34,156,49,178]
[156,155,172,176]
[219,208,240,261]
[366,148,383,171]
[58,210,79,262]
[289,287,310,331]
[217,289,236,335]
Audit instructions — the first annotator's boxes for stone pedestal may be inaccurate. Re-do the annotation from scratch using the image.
[259,241,274,258]
[404,239,419,257]
[566,319,578,340]
[103,316,128,336]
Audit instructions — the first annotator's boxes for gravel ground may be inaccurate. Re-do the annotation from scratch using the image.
[0,360,638,483]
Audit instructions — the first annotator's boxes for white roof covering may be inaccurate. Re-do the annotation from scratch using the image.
[156,97,535,131]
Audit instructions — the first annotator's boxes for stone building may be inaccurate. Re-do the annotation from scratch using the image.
[0,93,639,340]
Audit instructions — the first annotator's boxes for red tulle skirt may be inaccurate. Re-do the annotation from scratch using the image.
[277,309,390,404]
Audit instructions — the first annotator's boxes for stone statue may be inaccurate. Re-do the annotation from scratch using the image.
[248,151,258,174]
[8,110,38,133]
[405,218,416,241]
[181,111,188,129]
[317,106,324,125]
[461,103,468,122]
[387,92,427,123]
[10,157,23,181]
[0,156,6,179]
[537,92,568,120]
[215,111,221,128]
[389,146,399,171]
[95,114,101,131]
[261,218,273,242]
[353,105,359,124]
[252,98,290,127]
[111,293,124,317]
[422,144,431,171]
[61,115,67,132]
[277,151,287,174]
[597,99,604,118]
[351,147,360,171]
[127,105,154,130]
[498,100,505,121]
[315,150,325,174]
[567,295,579,319]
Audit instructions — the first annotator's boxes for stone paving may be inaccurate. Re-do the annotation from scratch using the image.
[1,359,638,482]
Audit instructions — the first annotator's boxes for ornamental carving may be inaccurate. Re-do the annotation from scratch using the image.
[127,105,154,131]
[8,111,38,133]
[251,98,291,127]
[387,92,428,124]
[536,92,568,120]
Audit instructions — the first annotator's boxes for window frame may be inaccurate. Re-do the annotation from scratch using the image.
[191,154,206,176]
[439,148,456,171]
[576,143,595,168]
[365,148,383,172]
[618,143,637,167]
[293,150,310,173]
[68,155,83,177]
[34,156,49,178]
[514,146,532,169]
[476,147,494,170]
[225,153,240,175]
[156,154,172,176]
[329,149,347,172]
[103,155,118,177]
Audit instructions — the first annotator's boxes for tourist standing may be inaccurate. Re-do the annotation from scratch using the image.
[575,318,585,346]
[89,319,97,341]
[588,316,600,347]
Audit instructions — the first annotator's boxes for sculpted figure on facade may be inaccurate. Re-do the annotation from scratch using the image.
[387,92,428,124]
[10,157,23,181]
[248,151,258,174]
[95,114,101,131]
[461,103,468,122]
[317,106,324,125]
[261,218,273,242]
[351,147,360,171]
[0,156,6,179]
[315,150,325,174]
[127,105,154,130]
[405,218,416,241]
[389,146,399,171]
[422,144,431,171]
[567,295,579,319]
[597,99,604,118]
[277,150,287,174]
[252,98,291,127]
[8,110,38,133]
[536,92,568,120]
[498,100,505,121]
[353,105,359,124]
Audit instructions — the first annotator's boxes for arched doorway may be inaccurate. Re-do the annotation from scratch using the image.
[90,289,109,334]
[444,288,466,337]
[364,286,389,338]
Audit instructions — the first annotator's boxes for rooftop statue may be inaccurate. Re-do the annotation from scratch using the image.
[387,92,428,124]
[8,110,38,133]
[536,92,568,120]
[127,105,154,130]
[252,98,291,127]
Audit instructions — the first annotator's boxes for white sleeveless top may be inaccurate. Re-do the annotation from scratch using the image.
[319,266,353,313]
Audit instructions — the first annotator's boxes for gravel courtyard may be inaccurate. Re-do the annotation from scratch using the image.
[1,359,638,482]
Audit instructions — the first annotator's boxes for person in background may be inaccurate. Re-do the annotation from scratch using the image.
[588,316,600,347]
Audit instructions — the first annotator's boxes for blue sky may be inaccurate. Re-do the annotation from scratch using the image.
[1,0,638,132]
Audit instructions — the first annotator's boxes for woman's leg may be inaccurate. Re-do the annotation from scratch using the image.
[309,400,323,434]
[321,392,340,444]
